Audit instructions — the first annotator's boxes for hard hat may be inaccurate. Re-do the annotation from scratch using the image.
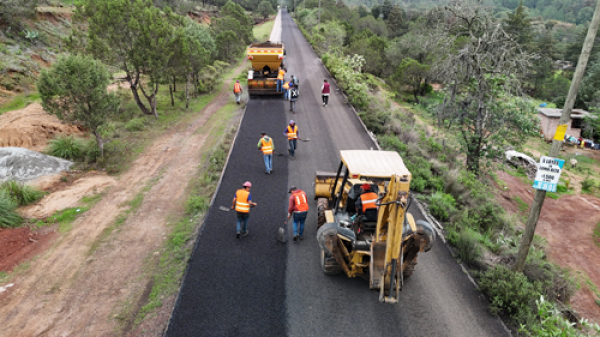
[361,183,371,190]
[289,120,294,124]
[243,181,252,187]
[288,186,297,193]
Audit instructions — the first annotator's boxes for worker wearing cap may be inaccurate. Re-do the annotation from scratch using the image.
[355,184,378,221]
[287,186,309,241]
[231,181,257,239]
[277,67,285,92]
[233,80,243,104]
[283,120,299,159]
[257,131,274,174]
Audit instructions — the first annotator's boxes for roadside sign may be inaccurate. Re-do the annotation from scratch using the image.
[532,156,565,192]
[553,124,568,141]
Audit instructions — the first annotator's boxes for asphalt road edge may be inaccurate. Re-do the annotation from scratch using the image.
[162,103,248,337]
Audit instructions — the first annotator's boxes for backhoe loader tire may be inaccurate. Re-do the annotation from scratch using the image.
[320,248,343,276]
[403,260,417,277]
[317,198,329,228]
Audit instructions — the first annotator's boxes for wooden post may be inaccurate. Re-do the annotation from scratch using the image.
[513,0,600,272]
[318,0,321,30]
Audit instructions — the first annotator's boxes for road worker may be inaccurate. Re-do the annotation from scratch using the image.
[287,186,309,241]
[355,183,378,222]
[283,81,290,100]
[277,67,285,92]
[288,81,299,113]
[283,119,299,159]
[231,181,257,239]
[233,80,243,104]
[257,132,274,174]
[321,79,330,107]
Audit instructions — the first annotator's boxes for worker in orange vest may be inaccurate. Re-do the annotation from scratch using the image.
[277,67,285,92]
[233,80,243,104]
[282,81,290,100]
[231,181,257,239]
[257,131,274,174]
[283,120,299,159]
[287,186,309,241]
[355,184,378,221]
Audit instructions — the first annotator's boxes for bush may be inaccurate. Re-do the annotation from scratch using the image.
[582,178,595,192]
[124,117,146,132]
[0,190,23,228]
[379,134,407,153]
[81,138,101,163]
[447,227,482,265]
[428,192,456,221]
[478,265,542,323]
[0,181,45,206]
[47,136,84,160]
[520,296,600,336]
[185,195,209,215]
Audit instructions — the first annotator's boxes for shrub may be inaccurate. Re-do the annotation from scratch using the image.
[124,117,146,132]
[556,184,568,193]
[0,181,45,206]
[478,265,542,323]
[0,190,23,228]
[523,259,576,303]
[428,192,456,221]
[448,227,482,265]
[47,136,84,160]
[185,195,209,215]
[81,138,101,163]
[379,134,407,154]
[582,178,595,192]
[520,296,600,336]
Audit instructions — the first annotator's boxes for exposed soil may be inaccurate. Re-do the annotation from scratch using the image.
[0,61,245,336]
[495,170,600,323]
[0,227,57,272]
[0,103,84,152]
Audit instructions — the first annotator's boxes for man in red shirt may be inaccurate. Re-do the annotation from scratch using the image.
[287,186,309,241]
[321,79,330,107]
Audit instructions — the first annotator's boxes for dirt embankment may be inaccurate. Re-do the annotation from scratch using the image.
[495,170,600,323]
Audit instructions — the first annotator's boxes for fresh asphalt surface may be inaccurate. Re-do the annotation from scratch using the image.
[167,10,510,337]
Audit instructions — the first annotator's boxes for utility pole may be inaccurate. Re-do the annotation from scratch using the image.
[514,0,600,272]
[318,0,321,30]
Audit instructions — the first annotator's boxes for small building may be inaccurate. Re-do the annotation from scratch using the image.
[537,108,590,141]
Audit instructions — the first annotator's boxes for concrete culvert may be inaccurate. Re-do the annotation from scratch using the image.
[0,147,73,181]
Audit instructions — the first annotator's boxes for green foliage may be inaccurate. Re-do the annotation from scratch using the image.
[0,181,44,206]
[38,54,120,156]
[447,227,482,265]
[185,195,209,215]
[0,0,38,31]
[257,1,274,20]
[582,178,596,192]
[513,196,529,213]
[478,265,542,323]
[520,296,600,336]
[47,136,84,161]
[428,192,456,221]
[124,118,146,132]
[0,190,23,228]
[594,222,600,247]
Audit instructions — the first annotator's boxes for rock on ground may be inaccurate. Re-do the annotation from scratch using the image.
[0,147,72,181]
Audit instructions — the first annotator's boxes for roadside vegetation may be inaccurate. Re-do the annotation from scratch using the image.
[292,0,600,334]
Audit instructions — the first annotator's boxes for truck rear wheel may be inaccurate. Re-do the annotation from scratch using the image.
[317,198,329,228]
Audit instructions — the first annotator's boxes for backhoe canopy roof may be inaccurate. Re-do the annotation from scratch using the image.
[340,150,411,180]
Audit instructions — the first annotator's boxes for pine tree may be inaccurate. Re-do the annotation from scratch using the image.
[504,1,533,51]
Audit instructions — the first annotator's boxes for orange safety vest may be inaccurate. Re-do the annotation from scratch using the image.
[360,192,378,213]
[287,125,298,140]
[283,82,290,90]
[235,189,251,213]
[277,70,285,80]
[261,137,273,154]
[292,190,309,212]
[234,82,242,93]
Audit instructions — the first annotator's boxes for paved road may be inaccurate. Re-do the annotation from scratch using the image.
[166,10,511,337]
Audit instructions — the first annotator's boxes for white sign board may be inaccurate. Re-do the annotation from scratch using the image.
[532,156,565,192]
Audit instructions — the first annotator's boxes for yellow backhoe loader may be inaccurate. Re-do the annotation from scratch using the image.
[315,150,436,303]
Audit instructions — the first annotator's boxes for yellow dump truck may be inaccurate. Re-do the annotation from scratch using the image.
[315,150,436,303]
[247,41,285,96]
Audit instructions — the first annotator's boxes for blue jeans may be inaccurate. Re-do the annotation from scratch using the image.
[293,211,308,237]
[277,79,283,92]
[288,139,297,157]
[236,212,249,233]
[283,89,288,99]
[289,100,296,112]
[263,154,272,173]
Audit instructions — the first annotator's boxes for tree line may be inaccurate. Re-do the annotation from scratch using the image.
[36,0,255,157]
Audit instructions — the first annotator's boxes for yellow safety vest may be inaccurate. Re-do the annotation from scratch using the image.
[235,189,251,213]
[283,82,290,90]
[261,138,273,154]
[287,125,298,140]
[277,70,285,80]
